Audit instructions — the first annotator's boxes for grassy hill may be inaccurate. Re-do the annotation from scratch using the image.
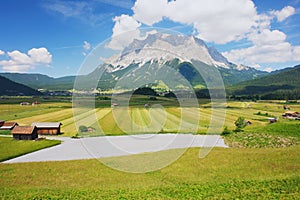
[0,75,42,96]
[0,73,75,90]
[228,65,300,99]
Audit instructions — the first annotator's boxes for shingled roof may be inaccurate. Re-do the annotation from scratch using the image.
[0,122,19,130]
[11,126,36,135]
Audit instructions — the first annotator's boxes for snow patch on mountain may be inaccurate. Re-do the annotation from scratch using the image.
[104,33,235,72]
[236,64,251,71]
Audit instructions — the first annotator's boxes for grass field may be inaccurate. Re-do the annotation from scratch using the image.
[1,97,299,137]
[0,146,299,199]
[0,137,61,162]
[0,98,299,199]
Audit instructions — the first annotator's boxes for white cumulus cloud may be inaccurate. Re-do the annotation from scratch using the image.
[0,50,5,55]
[28,48,52,64]
[249,29,287,46]
[270,6,295,22]
[131,0,257,44]
[220,5,298,68]
[0,47,52,72]
[223,25,300,67]
[107,14,141,50]
[132,0,168,26]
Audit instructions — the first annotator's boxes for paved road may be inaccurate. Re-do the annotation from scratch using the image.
[3,134,227,163]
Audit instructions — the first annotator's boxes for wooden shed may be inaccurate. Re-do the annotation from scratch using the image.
[0,122,19,130]
[31,122,62,135]
[11,126,38,140]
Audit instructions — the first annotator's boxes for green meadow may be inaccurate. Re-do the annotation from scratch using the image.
[0,97,299,199]
[0,147,299,199]
[1,96,299,137]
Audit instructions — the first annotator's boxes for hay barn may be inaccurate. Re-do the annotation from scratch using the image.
[31,122,62,135]
[12,126,38,140]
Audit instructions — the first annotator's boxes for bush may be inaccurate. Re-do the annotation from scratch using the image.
[71,133,79,139]
[149,96,157,100]
[234,117,246,132]
[79,125,88,132]
[221,126,231,135]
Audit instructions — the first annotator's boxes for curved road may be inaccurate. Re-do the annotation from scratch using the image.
[3,134,227,163]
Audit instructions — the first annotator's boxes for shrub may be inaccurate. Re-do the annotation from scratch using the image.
[79,125,88,132]
[149,96,157,100]
[234,117,246,132]
[221,126,231,135]
[71,133,79,139]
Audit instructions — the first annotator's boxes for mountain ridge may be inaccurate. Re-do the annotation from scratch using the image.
[0,75,42,96]
[1,33,270,91]
[228,65,300,99]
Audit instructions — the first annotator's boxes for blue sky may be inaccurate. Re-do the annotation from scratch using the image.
[0,0,299,77]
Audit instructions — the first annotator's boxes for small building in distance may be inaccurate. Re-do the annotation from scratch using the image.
[11,126,38,140]
[32,101,41,106]
[20,102,30,106]
[268,118,277,123]
[282,111,300,119]
[111,103,118,108]
[0,121,19,130]
[31,122,62,135]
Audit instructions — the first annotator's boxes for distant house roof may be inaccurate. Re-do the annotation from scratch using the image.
[0,122,18,130]
[285,111,299,114]
[2,122,18,127]
[31,122,62,128]
[11,126,36,135]
[20,102,30,105]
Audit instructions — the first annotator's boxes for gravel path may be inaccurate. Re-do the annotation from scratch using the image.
[3,134,228,163]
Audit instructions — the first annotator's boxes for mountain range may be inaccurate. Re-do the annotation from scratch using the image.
[0,33,299,98]
[1,33,266,90]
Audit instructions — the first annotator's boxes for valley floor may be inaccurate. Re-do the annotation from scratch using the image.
[0,99,299,199]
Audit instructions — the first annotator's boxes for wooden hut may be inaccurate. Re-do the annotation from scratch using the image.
[11,126,38,140]
[0,122,19,130]
[31,122,62,135]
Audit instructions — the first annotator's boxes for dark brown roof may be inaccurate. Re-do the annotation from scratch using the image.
[11,126,36,135]
[2,122,18,127]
